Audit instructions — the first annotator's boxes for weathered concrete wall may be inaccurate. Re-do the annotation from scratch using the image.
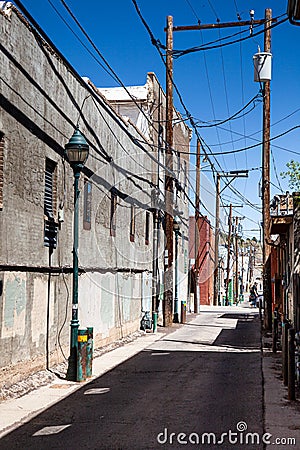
[98,72,191,321]
[0,7,156,385]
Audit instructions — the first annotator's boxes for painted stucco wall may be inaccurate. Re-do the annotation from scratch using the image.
[0,8,155,385]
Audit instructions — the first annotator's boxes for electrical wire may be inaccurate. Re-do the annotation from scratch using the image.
[218,26,237,169]
[195,93,262,128]
[131,0,268,207]
[207,0,220,22]
[55,0,188,171]
[271,148,284,193]
[55,1,215,216]
[184,0,200,23]
[178,125,300,156]
[199,28,226,171]
[46,0,120,85]
[12,0,182,199]
[172,16,288,58]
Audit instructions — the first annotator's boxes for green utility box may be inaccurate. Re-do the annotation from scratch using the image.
[77,327,93,382]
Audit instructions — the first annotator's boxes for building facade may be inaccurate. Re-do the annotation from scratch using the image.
[270,192,300,330]
[189,216,214,307]
[0,6,190,386]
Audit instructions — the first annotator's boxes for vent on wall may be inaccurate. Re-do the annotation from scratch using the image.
[44,158,58,248]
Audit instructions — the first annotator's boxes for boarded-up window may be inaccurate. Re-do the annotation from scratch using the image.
[145,211,150,245]
[0,133,3,209]
[110,189,117,237]
[83,179,92,230]
[130,204,135,242]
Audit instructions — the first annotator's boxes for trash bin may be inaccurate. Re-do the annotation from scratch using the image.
[152,312,158,333]
[86,326,93,378]
[77,328,88,382]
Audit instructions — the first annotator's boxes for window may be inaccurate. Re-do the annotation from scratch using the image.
[44,158,58,248]
[110,189,117,237]
[145,211,150,245]
[177,152,181,175]
[130,204,135,242]
[183,160,187,196]
[0,133,3,209]
[44,158,57,219]
[83,179,92,230]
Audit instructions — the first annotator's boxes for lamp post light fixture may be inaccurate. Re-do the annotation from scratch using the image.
[65,127,89,381]
[173,215,180,323]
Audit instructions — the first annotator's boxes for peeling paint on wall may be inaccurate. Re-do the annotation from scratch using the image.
[1,274,26,338]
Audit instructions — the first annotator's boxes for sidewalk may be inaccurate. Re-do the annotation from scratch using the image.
[263,335,300,447]
[0,305,299,446]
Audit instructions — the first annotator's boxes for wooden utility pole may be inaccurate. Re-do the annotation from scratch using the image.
[194,139,201,313]
[262,8,272,330]
[163,15,174,326]
[234,216,239,304]
[225,204,232,305]
[213,173,220,305]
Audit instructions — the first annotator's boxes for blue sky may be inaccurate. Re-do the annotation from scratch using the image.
[16,0,300,239]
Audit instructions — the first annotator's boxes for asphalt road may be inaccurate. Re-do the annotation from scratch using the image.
[0,311,263,450]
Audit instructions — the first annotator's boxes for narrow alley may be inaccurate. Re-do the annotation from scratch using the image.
[0,306,265,450]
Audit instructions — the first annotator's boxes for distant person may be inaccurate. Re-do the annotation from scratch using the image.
[249,282,258,307]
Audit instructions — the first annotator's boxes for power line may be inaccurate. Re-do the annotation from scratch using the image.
[172,15,288,57]
[207,0,220,22]
[195,93,262,128]
[13,0,184,185]
[218,26,237,169]
[184,0,200,23]
[271,148,284,193]
[46,0,119,85]
[132,0,227,181]
[190,106,300,148]
[179,125,300,156]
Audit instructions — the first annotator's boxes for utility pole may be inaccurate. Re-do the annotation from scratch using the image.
[241,245,245,298]
[194,139,201,312]
[262,8,272,330]
[214,173,248,306]
[214,173,221,305]
[225,204,232,305]
[234,216,239,304]
[163,15,174,326]
[152,88,163,321]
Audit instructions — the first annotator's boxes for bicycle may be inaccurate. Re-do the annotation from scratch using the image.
[140,310,153,332]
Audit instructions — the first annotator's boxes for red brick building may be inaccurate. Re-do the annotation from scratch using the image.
[189,216,215,307]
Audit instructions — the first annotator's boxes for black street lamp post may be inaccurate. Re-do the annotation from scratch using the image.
[65,128,89,381]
